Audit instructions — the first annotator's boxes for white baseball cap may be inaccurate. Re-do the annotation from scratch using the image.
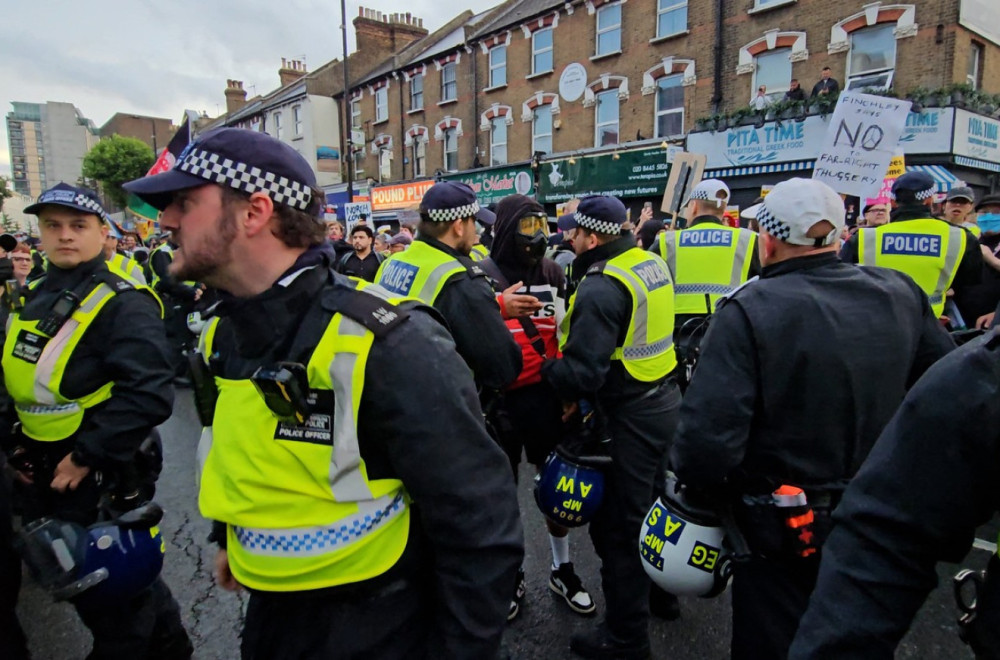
[757,178,845,247]
[686,179,730,209]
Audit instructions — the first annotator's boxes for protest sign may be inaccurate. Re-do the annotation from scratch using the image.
[812,92,911,200]
[344,202,372,232]
[660,152,706,215]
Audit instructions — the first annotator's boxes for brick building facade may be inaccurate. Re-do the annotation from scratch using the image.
[346,0,1000,200]
[99,113,176,152]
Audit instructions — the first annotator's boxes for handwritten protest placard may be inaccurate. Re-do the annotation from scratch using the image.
[813,92,912,200]
[344,202,372,232]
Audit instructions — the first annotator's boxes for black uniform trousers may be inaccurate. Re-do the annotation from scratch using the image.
[588,382,681,646]
[0,455,28,660]
[241,576,431,660]
[730,555,820,660]
[17,451,191,660]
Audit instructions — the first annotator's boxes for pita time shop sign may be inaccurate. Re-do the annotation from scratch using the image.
[371,180,435,211]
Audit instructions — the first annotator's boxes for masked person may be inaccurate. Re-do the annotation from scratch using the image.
[4,183,191,659]
[543,195,680,659]
[670,178,954,660]
[375,181,521,395]
[123,128,523,659]
[479,195,595,621]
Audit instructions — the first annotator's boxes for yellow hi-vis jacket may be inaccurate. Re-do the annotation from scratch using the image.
[656,224,756,315]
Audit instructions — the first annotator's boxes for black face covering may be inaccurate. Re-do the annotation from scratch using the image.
[515,232,548,266]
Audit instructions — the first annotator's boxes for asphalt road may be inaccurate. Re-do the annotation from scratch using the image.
[15,393,995,659]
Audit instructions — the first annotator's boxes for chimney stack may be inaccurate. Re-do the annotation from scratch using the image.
[353,6,429,64]
[279,58,307,87]
[224,79,248,115]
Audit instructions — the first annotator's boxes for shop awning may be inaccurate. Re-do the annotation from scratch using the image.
[704,160,815,180]
[907,164,962,191]
[953,156,1000,174]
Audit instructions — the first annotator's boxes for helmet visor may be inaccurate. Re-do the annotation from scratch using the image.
[517,214,550,237]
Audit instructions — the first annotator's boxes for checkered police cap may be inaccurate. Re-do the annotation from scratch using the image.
[123,128,319,215]
[759,178,844,247]
[420,181,481,222]
[24,182,109,221]
[890,171,937,202]
[686,179,730,208]
[572,195,627,235]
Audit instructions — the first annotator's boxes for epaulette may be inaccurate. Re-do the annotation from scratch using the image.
[455,254,488,280]
[93,269,135,294]
[715,275,760,310]
[586,260,608,276]
[321,285,410,339]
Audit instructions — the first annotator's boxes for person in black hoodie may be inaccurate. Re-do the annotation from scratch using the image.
[479,195,596,621]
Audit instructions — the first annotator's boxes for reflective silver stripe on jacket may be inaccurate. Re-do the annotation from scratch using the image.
[413,260,462,304]
[15,402,80,415]
[730,229,754,287]
[860,228,877,267]
[33,283,114,405]
[661,233,677,280]
[233,492,406,558]
[620,335,674,360]
[929,226,964,305]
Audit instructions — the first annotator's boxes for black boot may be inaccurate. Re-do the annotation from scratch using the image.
[570,626,651,660]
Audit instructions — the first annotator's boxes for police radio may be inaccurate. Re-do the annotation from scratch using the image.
[251,362,311,425]
[37,290,81,336]
[5,279,23,312]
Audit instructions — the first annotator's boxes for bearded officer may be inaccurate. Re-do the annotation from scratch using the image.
[671,178,954,660]
[543,195,681,659]
[840,171,982,320]
[123,127,523,659]
[374,181,522,393]
[4,183,191,659]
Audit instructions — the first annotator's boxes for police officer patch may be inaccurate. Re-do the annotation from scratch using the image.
[12,330,49,364]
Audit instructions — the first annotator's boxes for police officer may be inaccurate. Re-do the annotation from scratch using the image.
[104,224,148,284]
[148,235,203,381]
[542,195,681,659]
[4,182,191,659]
[789,329,1000,659]
[840,171,982,319]
[123,127,523,659]
[653,179,759,323]
[670,178,954,660]
[375,181,521,392]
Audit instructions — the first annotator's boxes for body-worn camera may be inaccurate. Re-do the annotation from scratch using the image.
[251,362,311,425]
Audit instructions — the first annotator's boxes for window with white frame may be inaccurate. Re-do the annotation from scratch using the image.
[490,118,507,166]
[353,147,364,175]
[351,98,361,128]
[754,0,789,8]
[655,74,684,138]
[441,63,457,102]
[656,0,687,39]
[273,111,283,139]
[846,24,896,90]
[292,105,303,136]
[410,73,423,110]
[379,148,391,182]
[443,127,458,171]
[594,90,619,147]
[968,42,984,90]
[489,46,507,88]
[413,140,426,177]
[596,4,622,56]
[754,48,792,98]
[533,105,553,155]
[532,28,554,75]
[375,87,388,122]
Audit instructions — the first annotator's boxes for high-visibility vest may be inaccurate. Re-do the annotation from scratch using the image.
[374,240,467,305]
[657,224,756,315]
[561,247,677,382]
[108,252,147,285]
[858,219,966,317]
[2,261,161,442]
[470,244,489,262]
[197,280,412,592]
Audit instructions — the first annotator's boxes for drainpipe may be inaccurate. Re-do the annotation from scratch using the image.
[398,73,407,179]
[472,45,480,169]
[712,0,724,115]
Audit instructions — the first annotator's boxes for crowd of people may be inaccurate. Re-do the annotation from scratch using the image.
[1,123,1000,660]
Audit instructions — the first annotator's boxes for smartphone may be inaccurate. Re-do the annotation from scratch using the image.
[644,202,653,210]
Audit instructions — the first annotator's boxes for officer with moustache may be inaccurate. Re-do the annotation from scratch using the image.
[543,195,680,659]
[375,181,522,393]
[123,128,523,659]
[3,183,191,659]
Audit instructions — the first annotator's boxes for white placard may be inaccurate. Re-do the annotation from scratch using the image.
[812,92,912,200]
[559,63,588,103]
[344,202,372,232]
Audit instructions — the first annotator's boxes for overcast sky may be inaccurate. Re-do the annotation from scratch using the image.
[0,0,502,182]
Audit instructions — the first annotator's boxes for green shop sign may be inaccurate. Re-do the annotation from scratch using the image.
[538,146,672,203]
[441,164,535,205]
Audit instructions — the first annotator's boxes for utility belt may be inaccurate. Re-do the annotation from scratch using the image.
[954,553,1000,659]
[734,484,843,561]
